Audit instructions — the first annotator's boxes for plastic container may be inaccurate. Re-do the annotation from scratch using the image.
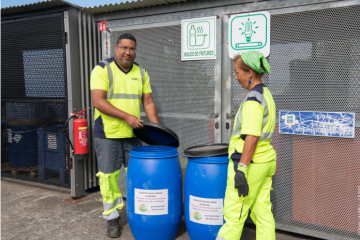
[37,127,68,183]
[127,146,182,240]
[6,102,48,168]
[184,154,229,240]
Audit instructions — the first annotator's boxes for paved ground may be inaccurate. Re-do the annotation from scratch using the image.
[1,177,322,240]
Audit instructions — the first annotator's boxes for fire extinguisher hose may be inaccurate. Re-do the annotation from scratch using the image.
[64,115,77,152]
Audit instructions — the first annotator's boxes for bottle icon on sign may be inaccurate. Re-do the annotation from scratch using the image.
[189,25,196,47]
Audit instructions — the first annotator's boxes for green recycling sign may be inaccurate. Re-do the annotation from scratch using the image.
[181,16,216,61]
[229,11,270,58]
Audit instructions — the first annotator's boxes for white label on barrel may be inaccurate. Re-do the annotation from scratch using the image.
[134,188,168,215]
[189,195,223,225]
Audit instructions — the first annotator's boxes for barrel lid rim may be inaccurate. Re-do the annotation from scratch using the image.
[133,122,179,148]
[130,146,179,158]
[184,143,229,157]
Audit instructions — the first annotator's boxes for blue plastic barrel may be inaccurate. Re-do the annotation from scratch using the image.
[184,155,229,240]
[127,146,182,240]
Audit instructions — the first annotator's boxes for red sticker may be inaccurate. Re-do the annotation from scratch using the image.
[99,21,106,31]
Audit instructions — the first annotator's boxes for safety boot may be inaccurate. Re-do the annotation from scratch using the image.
[107,218,120,238]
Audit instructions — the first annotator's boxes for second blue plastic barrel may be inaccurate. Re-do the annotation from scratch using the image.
[127,146,182,240]
[184,155,229,240]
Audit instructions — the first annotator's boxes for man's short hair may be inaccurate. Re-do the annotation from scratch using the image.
[117,33,137,45]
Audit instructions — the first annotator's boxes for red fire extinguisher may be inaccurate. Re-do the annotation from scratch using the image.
[64,109,89,159]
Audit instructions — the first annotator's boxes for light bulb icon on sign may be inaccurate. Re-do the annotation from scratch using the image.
[239,18,258,42]
[245,22,252,42]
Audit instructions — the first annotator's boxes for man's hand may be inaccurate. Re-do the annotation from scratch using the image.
[125,114,143,129]
[234,165,249,198]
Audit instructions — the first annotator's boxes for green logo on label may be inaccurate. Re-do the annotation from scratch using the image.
[194,211,201,220]
[131,77,139,81]
[187,21,210,50]
[139,203,147,212]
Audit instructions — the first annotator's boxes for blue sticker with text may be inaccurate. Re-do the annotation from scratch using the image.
[279,111,355,138]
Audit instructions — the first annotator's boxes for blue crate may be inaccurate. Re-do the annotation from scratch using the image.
[6,102,48,168]
[37,127,68,184]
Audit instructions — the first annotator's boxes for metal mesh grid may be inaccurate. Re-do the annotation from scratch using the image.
[2,15,66,100]
[22,49,66,98]
[1,15,69,187]
[111,26,215,115]
[110,26,216,129]
[269,5,360,121]
[272,127,360,239]
[111,25,216,147]
[230,5,360,239]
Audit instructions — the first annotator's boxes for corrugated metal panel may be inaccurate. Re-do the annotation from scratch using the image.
[82,0,191,14]
[78,12,99,190]
[1,0,82,16]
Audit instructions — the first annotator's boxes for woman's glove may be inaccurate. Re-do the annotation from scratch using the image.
[234,165,249,197]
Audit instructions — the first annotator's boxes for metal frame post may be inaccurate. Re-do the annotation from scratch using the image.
[214,15,223,143]
[221,14,232,143]
[64,9,85,198]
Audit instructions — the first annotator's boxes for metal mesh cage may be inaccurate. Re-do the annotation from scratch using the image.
[1,14,69,187]
[230,5,360,239]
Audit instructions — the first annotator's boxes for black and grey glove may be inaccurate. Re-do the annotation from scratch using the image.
[234,165,249,198]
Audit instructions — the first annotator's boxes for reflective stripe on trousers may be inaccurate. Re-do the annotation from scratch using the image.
[103,197,124,220]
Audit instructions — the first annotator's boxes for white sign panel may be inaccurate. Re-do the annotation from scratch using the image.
[229,11,270,58]
[134,189,168,215]
[181,16,216,61]
[189,195,223,225]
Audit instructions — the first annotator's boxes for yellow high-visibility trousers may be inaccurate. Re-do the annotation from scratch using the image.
[96,170,124,220]
[216,160,276,240]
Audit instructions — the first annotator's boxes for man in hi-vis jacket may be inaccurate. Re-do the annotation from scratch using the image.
[90,33,159,238]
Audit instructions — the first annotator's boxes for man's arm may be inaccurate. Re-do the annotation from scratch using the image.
[142,93,159,124]
[91,89,143,128]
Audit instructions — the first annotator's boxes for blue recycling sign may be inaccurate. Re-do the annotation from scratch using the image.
[279,111,355,138]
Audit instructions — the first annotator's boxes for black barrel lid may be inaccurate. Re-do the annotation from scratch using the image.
[133,122,180,148]
[184,143,229,157]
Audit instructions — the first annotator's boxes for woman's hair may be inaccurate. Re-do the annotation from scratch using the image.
[233,55,265,78]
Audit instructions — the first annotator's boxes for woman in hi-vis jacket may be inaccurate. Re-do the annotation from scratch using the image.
[216,50,277,240]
